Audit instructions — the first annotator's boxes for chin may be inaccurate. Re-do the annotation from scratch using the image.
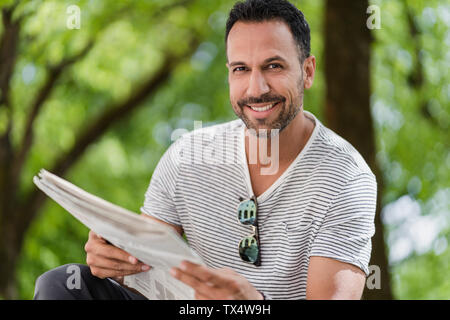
[246,124,281,138]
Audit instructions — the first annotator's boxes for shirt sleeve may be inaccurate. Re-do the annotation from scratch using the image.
[140,138,184,227]
[309,173,377,276]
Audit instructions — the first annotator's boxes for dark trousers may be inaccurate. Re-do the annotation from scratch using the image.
[33,264,148,300]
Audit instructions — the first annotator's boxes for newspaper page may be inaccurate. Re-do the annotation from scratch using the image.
[33,169,204,300]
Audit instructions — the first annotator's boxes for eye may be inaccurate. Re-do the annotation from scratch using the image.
[233,66,246,73]
[267,63,282,69]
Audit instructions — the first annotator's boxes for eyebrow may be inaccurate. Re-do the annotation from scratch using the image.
[228,55,287,67]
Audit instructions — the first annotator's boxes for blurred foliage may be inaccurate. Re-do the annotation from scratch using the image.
[1,0,448,299]
[370,0,449,299]
[392,238,450,299]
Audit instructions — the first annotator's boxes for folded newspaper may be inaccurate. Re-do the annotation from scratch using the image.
[33,169,204,300]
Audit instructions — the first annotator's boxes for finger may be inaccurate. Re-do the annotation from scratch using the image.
[96,234,114,246]
[195,291,211,300]
[170,267,216,298]
[87,255,151,273]
[178,261,231,287]
[86,231,145,266]
[89,230,106,243]
[90,266,147,279]
[92,242,139,264]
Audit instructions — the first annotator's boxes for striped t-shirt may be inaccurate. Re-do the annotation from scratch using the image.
[141,110,377,299]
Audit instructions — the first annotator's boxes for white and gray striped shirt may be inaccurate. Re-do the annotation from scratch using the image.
[141,110,377,299]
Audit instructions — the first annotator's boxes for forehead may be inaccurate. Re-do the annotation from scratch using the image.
[226,20,299,63]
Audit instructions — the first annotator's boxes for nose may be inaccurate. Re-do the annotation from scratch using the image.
[246,69,270,98]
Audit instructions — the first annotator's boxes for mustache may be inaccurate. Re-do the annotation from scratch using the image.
[237,93,286,108]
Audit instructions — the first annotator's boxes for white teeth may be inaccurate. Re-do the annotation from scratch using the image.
[249,103,276,112]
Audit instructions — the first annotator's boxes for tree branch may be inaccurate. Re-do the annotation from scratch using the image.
[403,2,423,89]
[9,0,196,185]
[18,36,200,236]
[153,0,194,16]
[10,41,94,190]
[51,56,177,176]
[11,0,199,235]
[402,1,444,129]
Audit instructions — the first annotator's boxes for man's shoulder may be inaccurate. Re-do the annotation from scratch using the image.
[312,120,375,180]
[306,119,377,214]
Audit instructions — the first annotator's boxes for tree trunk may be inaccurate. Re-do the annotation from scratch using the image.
[0,219,23,299]
[0,135,20,299]
[0,5,22,299]
[324,0,393,299]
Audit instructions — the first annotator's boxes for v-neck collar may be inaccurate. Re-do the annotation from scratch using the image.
[239,110,320,204]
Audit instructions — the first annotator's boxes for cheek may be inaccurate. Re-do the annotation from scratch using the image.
[281,75,303,99]
[229,79,245,102]
[268,77,294,99]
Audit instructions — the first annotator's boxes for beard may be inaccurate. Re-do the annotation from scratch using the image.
[232,85,304,138]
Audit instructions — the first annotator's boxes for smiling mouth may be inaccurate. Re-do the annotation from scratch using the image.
[247,101,280,112]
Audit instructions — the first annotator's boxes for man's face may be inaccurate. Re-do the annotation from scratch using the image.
[226,20,305,135]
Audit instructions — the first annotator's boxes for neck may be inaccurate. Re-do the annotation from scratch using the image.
[245,109,315,173]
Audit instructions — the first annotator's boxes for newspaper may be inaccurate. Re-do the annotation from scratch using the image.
[33,169,204,300]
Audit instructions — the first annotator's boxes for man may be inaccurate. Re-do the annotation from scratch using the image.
[34,0,376,300]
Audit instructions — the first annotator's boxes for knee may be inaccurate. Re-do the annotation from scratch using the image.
[34,264,89,300]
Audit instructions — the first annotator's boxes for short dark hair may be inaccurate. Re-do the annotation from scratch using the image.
[225,0,311,62]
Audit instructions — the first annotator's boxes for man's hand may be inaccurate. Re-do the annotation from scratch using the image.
[170,260,263,300]
[84,230,151,282]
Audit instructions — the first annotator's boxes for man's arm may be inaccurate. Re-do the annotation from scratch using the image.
[141,213,184,236]
[307,173,376,300]
[306,256,366,299]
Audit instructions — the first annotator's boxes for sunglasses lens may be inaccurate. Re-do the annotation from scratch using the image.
[239,236,259,263]
[237,200,257,226]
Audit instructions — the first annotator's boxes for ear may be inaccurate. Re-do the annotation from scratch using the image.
[303,55,316,89]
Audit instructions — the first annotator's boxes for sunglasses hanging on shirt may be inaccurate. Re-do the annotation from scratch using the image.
[237,196,261,266]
